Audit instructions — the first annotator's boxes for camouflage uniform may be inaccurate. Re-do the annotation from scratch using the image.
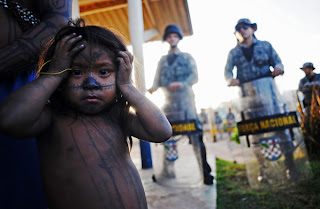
[224,38,286,119]
[151,49,198,121]
[225,38,283,84]
[298,73,320,108]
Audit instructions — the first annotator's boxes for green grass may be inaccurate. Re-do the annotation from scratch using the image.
[216,158,320,209]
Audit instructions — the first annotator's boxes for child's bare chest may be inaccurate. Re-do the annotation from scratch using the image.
[38,116,129,166]
[37,116,147,209]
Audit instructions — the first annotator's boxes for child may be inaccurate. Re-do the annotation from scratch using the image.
[0,19,172,209]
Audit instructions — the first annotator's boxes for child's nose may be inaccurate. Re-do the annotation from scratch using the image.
[83,76,100,90]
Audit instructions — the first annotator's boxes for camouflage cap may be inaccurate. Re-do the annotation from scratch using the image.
[235,18,257,31]
[300,62,315,70]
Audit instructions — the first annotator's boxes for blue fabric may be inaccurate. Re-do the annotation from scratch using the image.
[226,113,235,122]
[0,72,47,209]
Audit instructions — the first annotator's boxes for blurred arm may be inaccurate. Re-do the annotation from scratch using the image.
[0,0,72,75]
[0,75,64,138]
[122,84,172,143]
[268,42,284,77]
[225,51,239,86]
[148,57,163,94]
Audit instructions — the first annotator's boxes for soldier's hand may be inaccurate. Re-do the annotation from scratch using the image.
[169,82,182,91]
[228,79,240,86]
[272,68,283,77]
[148,87,157,94]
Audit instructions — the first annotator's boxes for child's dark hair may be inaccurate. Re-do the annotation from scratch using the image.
[39,18,127,70]
[38,18,132,148]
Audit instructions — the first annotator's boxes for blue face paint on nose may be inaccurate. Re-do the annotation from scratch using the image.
[83,75,101,90]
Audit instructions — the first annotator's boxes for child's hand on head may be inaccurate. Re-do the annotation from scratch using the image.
[116,51,133,87]
[48,33,85,78]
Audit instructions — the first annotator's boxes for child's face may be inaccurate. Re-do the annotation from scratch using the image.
[63,44,117,114]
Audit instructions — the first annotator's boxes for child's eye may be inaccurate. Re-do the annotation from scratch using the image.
[99,69,110,76]
[72,69,82,76]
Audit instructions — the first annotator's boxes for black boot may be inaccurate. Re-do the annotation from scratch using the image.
[204,174,214,185]
[199,134,214,185]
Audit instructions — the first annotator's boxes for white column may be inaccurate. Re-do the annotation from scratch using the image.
[127,0,146,94]
[128,0,152,169]
[72,0,80,19]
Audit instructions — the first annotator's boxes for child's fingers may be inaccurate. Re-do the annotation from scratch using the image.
[56,33,77,50]
[129,53,133,64]
[65,35,83,52]
[118,51,131,66]
[50,34,83,72]
[69,44,85,57]
[117,57,125,67]
[126,51,134,64]
[57,34,83,54]
[116,56,132,85]
[64,33,78,42]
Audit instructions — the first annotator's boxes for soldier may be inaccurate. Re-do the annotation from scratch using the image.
[148,24,214,185]
[226,108,236,136]
[298,62,320,116]
[298,62,320,158]
[224,18,298,182]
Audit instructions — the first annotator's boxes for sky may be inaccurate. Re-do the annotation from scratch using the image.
[140,0,320,110]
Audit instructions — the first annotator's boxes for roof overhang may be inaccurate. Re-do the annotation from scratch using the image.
[79,0,193,45]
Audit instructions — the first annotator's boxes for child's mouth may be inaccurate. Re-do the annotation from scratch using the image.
[84,95,100,102]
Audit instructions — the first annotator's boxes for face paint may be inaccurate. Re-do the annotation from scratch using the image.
[100,83,116,90]
[66,81,116,91]
[83,74,101,90]
[64,45,118,114]
[80,46,105,72]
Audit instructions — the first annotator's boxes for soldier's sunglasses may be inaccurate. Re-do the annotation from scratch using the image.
[236,24,250,31]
